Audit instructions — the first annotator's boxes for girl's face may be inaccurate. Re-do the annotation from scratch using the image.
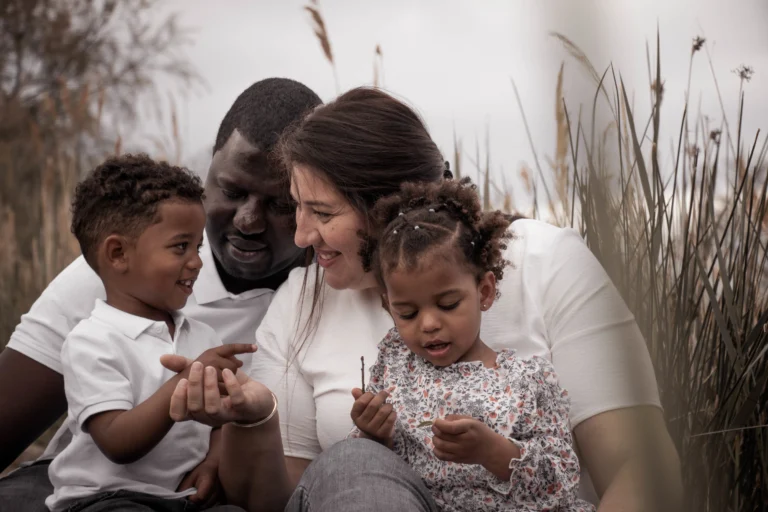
[383,253,497,367]
[290,164,377,290]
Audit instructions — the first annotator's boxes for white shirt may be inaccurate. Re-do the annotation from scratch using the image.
[46,301,218,512]
[250,219,661,503]
[6,240,275,459]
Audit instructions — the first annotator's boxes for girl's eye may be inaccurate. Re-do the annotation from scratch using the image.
[438,301,460,311]
[397,311,418,321]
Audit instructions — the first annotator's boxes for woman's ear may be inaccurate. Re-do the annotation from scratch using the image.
[478,271,497,312]
[101,234,130,274]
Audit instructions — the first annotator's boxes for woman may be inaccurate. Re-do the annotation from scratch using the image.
[164,87,681,512]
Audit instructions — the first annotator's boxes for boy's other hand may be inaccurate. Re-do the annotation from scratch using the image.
[350,388,396,445]
[161,344,257,381]
[177,457,222,507]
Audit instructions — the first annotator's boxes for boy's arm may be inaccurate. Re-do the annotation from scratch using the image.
[84,373,184,465]
[85,343,255,465]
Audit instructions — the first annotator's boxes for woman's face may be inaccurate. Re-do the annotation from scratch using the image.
[290,164,377,290]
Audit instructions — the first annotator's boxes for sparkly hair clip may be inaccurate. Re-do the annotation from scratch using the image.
[414,225,420,230]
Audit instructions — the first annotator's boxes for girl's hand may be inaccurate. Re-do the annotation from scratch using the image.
[432,414,520,473]
[350,388,397,444]
[169,362,275,428]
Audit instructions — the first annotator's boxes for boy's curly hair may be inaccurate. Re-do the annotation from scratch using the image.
[360,177,513,292]
[71,153,205,272]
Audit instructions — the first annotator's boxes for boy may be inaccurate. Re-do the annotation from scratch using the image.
[45,154,253,512]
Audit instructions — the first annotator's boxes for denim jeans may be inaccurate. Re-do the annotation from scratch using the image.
[0,459,53,512]
[0,461,243,512]
[65,490,244,512]
[285,438,438,512]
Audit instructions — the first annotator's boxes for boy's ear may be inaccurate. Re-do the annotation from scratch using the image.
[478,271,497,311]
[101,234,130,274]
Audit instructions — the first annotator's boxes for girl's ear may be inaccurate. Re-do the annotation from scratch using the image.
[101,234,131,274]
[478,271,497,312]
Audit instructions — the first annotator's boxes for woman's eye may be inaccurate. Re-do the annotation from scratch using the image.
[313,210,332,220]
[438,301,460,311]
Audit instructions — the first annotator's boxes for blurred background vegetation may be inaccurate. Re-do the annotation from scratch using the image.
[2,1,766,510]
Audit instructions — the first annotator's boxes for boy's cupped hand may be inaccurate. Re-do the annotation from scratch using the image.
[350,389,396,445]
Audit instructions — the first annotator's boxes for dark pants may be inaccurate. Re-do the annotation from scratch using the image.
[65,490,244,512]
[0,461,244,512]
[0,459,52,512]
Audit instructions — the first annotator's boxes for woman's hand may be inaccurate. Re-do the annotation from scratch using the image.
[169,361,275,428]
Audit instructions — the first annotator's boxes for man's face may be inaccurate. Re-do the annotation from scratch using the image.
[204,129,302,285]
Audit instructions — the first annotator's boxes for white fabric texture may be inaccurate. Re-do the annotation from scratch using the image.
[250,218,661,502]
[6,239,275,460]
[45,301,218,512]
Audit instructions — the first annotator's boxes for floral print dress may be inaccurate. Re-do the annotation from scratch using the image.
[349,328,595,512]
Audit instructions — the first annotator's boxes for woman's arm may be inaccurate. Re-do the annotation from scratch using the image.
[167,363,310,512]
[574,406,682,512]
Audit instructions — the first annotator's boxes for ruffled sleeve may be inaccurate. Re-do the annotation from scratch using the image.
[484,355,583,510]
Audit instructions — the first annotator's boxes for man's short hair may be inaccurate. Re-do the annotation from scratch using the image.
[71,153,205,271]
[213,78,322,155]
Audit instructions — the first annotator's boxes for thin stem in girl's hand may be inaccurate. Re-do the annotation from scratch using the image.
[360,356,365,391]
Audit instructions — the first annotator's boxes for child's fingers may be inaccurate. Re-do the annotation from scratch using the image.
[350,391,376,419]
[433,417,472,435]
[432,446,456,462]
[216,344,258,357]
[351,388,364,400]
[357,391,389,424]
[367,402,393,433]
[169,378,190,422]
[377,410,397,439]
[432,435,462,455]
[203,366,222,415]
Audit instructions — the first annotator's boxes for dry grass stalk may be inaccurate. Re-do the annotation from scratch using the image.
[305,0,340,93]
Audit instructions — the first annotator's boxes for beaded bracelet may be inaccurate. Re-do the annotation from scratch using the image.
[230,392,278,428]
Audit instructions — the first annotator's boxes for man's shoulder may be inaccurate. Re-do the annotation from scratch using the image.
[43,255,105,303]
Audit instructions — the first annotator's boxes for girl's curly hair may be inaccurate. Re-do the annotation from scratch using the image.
[360,177,514,292]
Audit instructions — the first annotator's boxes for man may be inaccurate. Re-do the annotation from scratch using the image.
[0,77,322,511]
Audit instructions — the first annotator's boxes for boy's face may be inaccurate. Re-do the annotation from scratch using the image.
[120,200,207,314]
[204,130,303,287]
[383,256,496,367]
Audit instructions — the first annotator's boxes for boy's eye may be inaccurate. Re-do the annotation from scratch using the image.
[174,242,189,252]
[438,301,460,311]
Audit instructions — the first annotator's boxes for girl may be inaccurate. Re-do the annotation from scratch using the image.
[349,178,594,512]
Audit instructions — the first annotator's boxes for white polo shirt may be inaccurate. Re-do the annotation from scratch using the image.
[45,301,217,512]
[6,239,276,459]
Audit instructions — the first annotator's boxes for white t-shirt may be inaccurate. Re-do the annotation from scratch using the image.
[250,219,661,502]
[46,301,217,512]
[6,240,275,459]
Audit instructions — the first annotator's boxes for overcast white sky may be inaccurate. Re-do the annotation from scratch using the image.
[142,0,767,210]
